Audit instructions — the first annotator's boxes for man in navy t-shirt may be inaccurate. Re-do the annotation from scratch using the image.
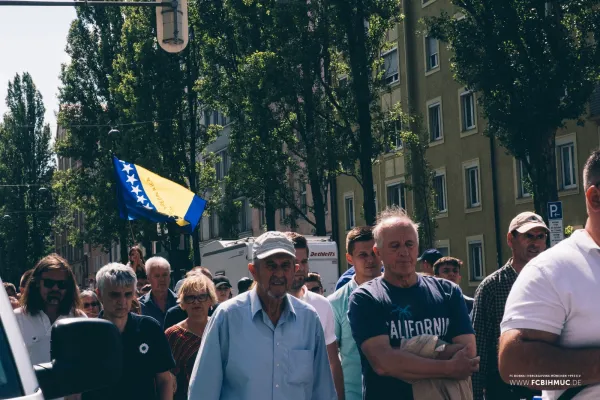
[348,208,479,400]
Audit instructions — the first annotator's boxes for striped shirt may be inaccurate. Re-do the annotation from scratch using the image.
[165,324,203,399]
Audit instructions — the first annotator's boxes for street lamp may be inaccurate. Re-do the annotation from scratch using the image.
[156,0,189,53]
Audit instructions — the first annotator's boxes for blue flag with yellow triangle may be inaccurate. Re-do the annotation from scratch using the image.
[112,156,206,233]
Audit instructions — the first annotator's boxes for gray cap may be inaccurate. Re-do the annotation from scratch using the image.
[509,212,549,234]
[253,231,296,260]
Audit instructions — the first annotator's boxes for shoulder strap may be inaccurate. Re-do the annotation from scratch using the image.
[557,386,588,400]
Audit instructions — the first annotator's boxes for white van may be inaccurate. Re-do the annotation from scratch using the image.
[0,279,121,399]
[201,236,340,295]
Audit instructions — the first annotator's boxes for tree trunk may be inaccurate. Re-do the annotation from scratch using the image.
[530,133,559,222]
[408,138,435,252]
[265,190,277,231]
[343,0,376,225]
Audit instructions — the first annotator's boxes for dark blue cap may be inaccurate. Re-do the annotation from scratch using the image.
[417,249,443,264]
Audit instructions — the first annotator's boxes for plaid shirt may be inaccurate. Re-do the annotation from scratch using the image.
[472,259,518,400]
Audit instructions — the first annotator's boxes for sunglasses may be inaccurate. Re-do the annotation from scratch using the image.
[183,294,209,304]
[41,279,67,290]
[83,301,100,309]
[309,286,322,293]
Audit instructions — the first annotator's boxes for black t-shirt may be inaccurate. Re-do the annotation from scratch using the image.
[83,313,175,400]
[348,275,474,400]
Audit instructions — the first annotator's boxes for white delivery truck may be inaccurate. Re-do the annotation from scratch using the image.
[0,278,122,399]
[201,236,340,295]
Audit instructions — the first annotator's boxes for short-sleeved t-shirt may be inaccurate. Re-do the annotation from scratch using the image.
[348,275,474,400]
[83,313,175,400]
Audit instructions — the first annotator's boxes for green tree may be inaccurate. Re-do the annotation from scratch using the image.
[326,0,403,225]
[0,73,55,283]
[427,0,600,221]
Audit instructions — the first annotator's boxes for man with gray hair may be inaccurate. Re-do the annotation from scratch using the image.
[188,231,337,399]
[348,207,478,400]
[139,256,177,329]
[83,263,175,400]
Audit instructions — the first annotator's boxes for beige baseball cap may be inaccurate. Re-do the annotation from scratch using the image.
[508,212,549,234]
[252,231,296,260]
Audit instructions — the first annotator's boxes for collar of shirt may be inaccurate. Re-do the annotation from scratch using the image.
[249,288,296,323]
[139,289,177,307]
[573,229,600,253]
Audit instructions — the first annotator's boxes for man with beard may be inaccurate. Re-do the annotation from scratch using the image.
[472,211,548,400]
[328,226,382,400]
[189,231,336,400]
[285,232,344,400]
[15,254,86,365]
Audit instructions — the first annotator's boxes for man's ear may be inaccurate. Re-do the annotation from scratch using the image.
[345,253,353,266]
[248,263,257,281]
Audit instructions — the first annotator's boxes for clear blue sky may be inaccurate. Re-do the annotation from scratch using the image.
[0,5,76,134]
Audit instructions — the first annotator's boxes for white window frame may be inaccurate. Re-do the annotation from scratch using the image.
[427,97,444,145]
[386,178,407,210]
[424,35,440,74]
[458,88,477,135]
[466,234,485,285]
[435,239,450,257]
[433,167,448,216]
[382,47,399,85]
[344,192,355,231]
[514,157,532,201]
[462,159,482,211]
[556,134,578,191]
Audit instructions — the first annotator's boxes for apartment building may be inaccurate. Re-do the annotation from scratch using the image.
[334,0,600,296]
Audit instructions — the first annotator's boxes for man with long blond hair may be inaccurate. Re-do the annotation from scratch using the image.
[14,254,86,365]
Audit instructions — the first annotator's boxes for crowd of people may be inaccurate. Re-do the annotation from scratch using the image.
[5,149,600,400]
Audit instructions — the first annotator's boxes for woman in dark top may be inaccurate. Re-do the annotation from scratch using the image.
[165,274,217,400]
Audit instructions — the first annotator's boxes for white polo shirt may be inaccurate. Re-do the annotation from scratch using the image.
[14,307,86,365]
[501,229,600,400]
[300,286,337,345]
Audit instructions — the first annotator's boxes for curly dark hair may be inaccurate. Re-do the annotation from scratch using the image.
[20,254,81,316]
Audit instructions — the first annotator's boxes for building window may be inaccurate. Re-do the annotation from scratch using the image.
[468,237,484,281]
[428,102,442,141]
[215,150,230,181]
[425,36,439,71]
[387,183,406,209]
[344,195,355,230]
[383,48,399,85]
[300,182,307,214]
[517,158,531,198]
[279,208,286,222]
[460,91,475,131]
[559,142,577,190]
[437,246,449,256]
[464,164,481,208]
[433,171,447,213]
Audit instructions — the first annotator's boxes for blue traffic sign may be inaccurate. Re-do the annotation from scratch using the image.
[547,201,563,220]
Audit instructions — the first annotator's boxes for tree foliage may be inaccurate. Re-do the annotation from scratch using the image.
[0,73,54,283]
[55,6,219,263]
[427,0,600,220]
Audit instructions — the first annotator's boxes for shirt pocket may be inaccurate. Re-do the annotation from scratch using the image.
[288,349,313,385]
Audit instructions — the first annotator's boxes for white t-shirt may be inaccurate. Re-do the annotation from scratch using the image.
[300,286,337,345]
[14,307,87,365]
[501,229,600,400]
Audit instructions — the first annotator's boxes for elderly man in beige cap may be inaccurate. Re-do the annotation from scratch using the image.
[188,231,337,400]
[471,212,548,400]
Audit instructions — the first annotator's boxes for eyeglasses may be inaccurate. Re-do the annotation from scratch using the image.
[309,286,322,293]
[183,294,210,304]
[41,279,67,290]
[83,301,100,309]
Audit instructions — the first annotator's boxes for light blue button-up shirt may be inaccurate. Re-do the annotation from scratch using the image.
[188,288,337,400]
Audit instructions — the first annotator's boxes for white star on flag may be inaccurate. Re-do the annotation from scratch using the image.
[136,195,147,204]
[126,175,138,185]
[122,164,133,174]
[131,185,142,195]
[143,204,153,210]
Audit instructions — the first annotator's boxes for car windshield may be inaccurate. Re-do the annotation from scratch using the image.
[0,318,23,399]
